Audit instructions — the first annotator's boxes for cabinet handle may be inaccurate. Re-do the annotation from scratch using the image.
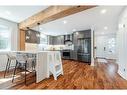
[104,47,106,51]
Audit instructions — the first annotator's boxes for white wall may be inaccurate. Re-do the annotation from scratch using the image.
[0,18,18,71]
[117,7,127,80]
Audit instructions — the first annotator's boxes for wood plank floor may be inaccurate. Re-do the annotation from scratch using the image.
[1,60,127,89]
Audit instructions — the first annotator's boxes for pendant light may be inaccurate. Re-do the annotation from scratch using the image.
[36,23,40,37]
[26,27,30,40]
[37,23,40,32]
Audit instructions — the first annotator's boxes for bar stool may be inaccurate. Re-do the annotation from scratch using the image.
[4,53,16,78]
[12,53,36,85]
[48,51,63,80]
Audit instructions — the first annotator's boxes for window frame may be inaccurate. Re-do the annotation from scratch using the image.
[0,25,11,51]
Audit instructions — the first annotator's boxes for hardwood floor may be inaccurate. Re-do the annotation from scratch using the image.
[1,60,127,89]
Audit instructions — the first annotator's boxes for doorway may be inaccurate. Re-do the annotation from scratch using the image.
[95,35,116,59]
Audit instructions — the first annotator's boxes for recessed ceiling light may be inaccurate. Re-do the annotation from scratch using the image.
[104,26,108,30]
[76,32,79,35]
[63,20,67,24]
[5,11,11,15]
[101,9,107,14]
[39,28,43,30]
[72,29,76,32]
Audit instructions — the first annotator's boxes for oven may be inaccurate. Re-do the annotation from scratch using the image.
[62,50,70,59]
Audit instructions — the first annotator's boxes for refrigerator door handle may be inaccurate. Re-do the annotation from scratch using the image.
[104,47,106,51]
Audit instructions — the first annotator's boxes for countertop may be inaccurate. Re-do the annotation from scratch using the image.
[0,50,61,55]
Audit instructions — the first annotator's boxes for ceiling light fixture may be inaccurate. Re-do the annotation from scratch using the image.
[76,32,79,35]
[104,26,108,30]
[101,9,107,14]
[37,23,41,32]
[63,20,67,24]
[39,28,43,31]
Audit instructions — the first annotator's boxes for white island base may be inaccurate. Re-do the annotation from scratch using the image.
[36,51,60,83]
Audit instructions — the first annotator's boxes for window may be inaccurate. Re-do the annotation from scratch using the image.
[0,25,10,50]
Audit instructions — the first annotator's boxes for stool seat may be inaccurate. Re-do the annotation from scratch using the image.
[12,53,36,85]
[9,56,16,60]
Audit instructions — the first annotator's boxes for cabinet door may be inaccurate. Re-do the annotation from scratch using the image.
[77,30,91,39]
[57,36,60,45]
[53,37,57,45]
[71,51,77,60]
[59,36,64,45]
[55,36,64,45]
[49,36,64,45]
[73,33,78,44]
[49,36,53,45]
[73,33,78,50]
[50,36,58,45]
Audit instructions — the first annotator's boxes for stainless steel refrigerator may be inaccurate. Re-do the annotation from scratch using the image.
[77,38,91,63]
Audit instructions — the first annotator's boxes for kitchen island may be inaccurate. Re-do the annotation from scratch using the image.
[12,51,61,83]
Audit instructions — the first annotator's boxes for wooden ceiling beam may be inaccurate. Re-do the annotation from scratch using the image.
[19,6,96,30]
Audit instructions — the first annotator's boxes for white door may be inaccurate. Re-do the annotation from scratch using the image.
[106,38,116,59]
[95,36,106,58]
[95,35,116,59]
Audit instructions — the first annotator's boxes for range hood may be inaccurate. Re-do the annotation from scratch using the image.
[64,34,73,43]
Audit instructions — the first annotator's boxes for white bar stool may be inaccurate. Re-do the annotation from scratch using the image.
[4,53,16,78]
[12,53,36,85]
[48,51,63,80]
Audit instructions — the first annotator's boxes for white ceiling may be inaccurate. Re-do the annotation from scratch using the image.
[33,6,124,36]
[0,6,48,23]
[0,6,124,36]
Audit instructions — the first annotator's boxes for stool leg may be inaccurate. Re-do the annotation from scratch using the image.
[25,62,27,85]
[61,64,64,75]
[53,74,57,80]
[4,58,9,78]
[12,60,18,82]
[7,59,11,73]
